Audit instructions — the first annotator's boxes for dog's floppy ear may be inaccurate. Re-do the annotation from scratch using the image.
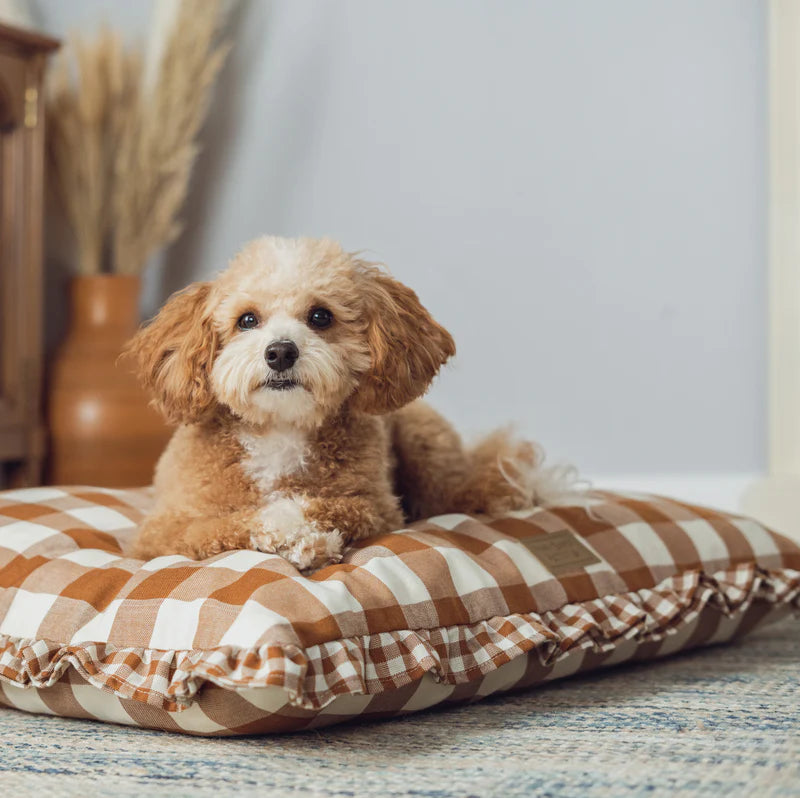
[124,282,219,425]
[351,266,455,415]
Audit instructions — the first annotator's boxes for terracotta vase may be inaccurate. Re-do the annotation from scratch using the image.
[47,275,172,487]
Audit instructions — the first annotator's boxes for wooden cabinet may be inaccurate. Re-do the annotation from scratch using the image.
[0,24,58,486]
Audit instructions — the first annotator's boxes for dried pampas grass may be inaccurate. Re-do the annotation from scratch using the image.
[47,28,140,276]
[113,0,229,275]
[46,0,229,276]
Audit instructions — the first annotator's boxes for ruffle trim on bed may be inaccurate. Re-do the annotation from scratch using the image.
[0,563,797,712]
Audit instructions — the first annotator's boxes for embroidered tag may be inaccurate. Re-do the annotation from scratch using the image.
[522,530,601,575]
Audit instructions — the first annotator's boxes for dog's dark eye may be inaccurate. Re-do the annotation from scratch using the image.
[237,312,259,330]
[308,307,333,329]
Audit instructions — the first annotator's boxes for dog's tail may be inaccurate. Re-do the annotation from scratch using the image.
[452,427,588,516]
[390,402,588,520]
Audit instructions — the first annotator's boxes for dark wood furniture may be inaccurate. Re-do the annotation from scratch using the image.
[0,24,59,486]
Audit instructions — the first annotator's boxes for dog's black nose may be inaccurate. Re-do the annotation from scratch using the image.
[265,340,299,372]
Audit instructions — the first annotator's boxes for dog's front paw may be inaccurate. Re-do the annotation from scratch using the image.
[250,497,344,571]
[281,528,345,572]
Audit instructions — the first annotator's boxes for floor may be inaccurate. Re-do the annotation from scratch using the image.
[0,619,797,797]
[591,473,757,515]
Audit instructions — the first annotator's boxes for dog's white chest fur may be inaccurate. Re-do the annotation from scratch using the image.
[238,428,308,494]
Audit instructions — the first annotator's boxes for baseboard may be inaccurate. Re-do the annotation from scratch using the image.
[589,472,761,515]
[740,474,800,541]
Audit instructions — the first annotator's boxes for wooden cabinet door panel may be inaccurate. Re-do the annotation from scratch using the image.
[0,25,58,482]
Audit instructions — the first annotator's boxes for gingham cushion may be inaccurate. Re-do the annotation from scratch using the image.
[0,486,797,736]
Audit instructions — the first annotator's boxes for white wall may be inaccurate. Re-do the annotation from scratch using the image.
[32,0,767,477]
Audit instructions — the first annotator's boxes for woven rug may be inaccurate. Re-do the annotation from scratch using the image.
[0,618,796,797]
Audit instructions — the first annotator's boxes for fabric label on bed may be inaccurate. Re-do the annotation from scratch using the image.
[522,529,601,575]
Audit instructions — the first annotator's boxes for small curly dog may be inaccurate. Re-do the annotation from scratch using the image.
[128,236,573,570]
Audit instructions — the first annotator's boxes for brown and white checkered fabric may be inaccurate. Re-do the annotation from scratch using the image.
[0,486,797,735]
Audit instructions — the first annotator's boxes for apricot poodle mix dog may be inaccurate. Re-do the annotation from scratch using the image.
[128,236,573,571]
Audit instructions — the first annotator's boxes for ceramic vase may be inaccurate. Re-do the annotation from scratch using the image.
[47,275,171,487]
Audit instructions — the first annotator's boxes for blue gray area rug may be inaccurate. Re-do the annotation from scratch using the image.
[1,619,797,797]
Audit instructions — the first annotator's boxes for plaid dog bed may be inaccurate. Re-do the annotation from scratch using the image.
[0,486,797,735]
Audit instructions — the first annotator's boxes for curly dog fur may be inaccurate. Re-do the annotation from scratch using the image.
[127,236,570,571]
